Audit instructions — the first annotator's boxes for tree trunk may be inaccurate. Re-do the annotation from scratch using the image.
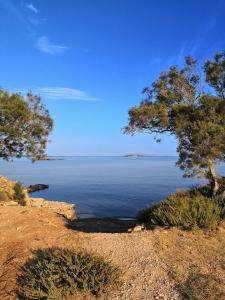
[207,160,219,195]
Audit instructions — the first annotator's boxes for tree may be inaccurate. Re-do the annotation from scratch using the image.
[0,89,53,162]
[124,52,225,195]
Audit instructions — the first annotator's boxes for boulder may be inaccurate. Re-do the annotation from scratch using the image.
[128,224,145,233]
[27,184,49,193]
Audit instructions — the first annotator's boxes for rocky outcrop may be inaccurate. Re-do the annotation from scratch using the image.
[1,197,76,221]
[27,184,49,193]
[26,198,76,220]
[0,176,17,201]
[0,176,76,221]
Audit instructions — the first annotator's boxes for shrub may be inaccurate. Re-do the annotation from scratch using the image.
[215,195,225,219]
[137,192,220,229]
[217,176,225,195]
[13,181,26,206]
[17,248,122,299]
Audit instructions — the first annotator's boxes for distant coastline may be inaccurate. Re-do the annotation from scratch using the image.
[38,156,64,161]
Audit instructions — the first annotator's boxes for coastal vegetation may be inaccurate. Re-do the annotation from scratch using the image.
[17,247,122,299]
[0,89,53,162]
[13,182,26,206]
[137,186,225,229]
[125,51,225,228]
[125,52,225,195]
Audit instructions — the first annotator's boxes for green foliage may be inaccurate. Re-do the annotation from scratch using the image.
[137,191,220,229]
[124,52,225,193]
[204,52,225,100]
[13,181,26,206]
[215,196,225,219]
[217,176,225,194]
[0,89,53,162]
[17,248,122,299]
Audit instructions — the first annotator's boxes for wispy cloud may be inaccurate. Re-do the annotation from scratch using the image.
[37,36,68,54]
[165,16,219,69]
[26,3,38,14]
[0,1,68,54]
[0,0,35,34]
[18,87,101,101]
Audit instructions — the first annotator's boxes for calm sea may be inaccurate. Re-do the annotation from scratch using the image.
[1,157,225,218]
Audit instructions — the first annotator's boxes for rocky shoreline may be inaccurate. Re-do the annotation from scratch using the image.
[0,197,76,221]
[0,175,76,221]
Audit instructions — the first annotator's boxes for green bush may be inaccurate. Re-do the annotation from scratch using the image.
[17,248,122,299]
[137,192,220,229]
[13,181,26,206]
[215,196,225,219]
[217,177,225,195]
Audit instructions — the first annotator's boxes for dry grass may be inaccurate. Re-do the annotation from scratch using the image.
[150,222,225,300]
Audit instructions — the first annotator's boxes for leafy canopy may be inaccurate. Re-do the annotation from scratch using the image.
[124,52,225,190]
[0,89,53,161]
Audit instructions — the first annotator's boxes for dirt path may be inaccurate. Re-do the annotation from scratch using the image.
[78,232,179,299]
[0,206,224,299]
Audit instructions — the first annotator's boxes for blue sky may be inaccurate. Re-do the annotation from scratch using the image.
[0,0,225,156]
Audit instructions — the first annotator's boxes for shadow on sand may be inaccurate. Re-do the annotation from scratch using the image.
[66,218,137,233]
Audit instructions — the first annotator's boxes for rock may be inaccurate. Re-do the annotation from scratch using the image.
[27,198,44,207]
[28,198,76,221]
[42,200,76,221]
[27,184,49,193]
[128,224,145,233]
[0,176,17,200]
[0,200,18,206]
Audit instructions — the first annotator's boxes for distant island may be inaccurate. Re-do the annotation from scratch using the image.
[38,156,64,161]
[124,154,145,158]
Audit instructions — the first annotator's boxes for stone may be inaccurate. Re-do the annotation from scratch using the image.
[28,198,76,221]
[27,184,49,193]
[0,201,18,206]
[27,198,45,207]
[0,176,17,200]
[128,225,145,233]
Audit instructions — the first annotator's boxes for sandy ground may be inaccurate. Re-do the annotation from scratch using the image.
[0,206,224,299]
